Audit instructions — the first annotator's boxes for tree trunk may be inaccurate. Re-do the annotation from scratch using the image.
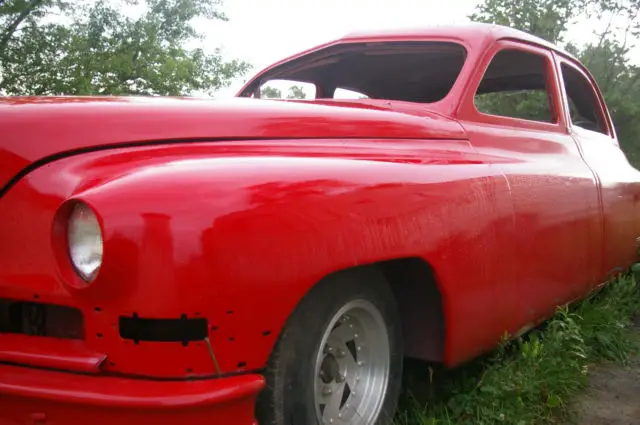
[0,0,47,56]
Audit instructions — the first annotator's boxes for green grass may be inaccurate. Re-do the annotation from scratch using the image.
[395,270,640,425]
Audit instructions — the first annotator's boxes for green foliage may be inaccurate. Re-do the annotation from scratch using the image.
[475,90,553,123]
[580,39,640,164]
[286,85,306,99]
[0,0,251,95]
[260,85,281,99]
[576,273,640,363]
[470,0,640,168]
[470,0,583,43]
[395,272,640,425]
[260,84,307,99]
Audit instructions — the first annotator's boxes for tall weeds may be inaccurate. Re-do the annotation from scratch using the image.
[396,271,640,425]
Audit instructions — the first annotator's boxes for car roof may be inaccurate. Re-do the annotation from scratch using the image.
[340,22,577,60]
[237,22,579,97]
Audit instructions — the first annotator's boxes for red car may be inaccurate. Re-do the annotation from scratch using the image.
[1,22,639,425]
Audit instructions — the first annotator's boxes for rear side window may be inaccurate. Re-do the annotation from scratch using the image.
[559,63,608,135]
[259,80,316,99]
[334,88,368,99]
[474,49,554,123]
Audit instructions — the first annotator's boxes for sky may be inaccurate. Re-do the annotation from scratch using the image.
[200,0,479,97]
[196,0,639,99]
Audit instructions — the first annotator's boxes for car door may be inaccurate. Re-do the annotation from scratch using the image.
[456,39,603,332]
[554,55,640,280]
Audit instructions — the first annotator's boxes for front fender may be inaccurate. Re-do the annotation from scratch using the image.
[0,139,513,376]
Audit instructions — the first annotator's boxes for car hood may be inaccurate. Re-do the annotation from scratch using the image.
[0,96,467,192]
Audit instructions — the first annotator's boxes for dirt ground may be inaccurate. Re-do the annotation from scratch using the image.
[574,314,640,425]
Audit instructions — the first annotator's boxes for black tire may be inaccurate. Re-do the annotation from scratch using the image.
[256,266,403,425]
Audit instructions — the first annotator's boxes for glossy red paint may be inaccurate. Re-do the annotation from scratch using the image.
[0,138,488,377]
[1,22,640,425]
[0,96,465,191]
[0,363,264,424]
[0,334,105,373]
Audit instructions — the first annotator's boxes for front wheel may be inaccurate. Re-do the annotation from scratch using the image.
[256,268,403,425]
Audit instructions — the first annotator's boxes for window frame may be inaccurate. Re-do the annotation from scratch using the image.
[458,39,567,134]
[553,53,615,139]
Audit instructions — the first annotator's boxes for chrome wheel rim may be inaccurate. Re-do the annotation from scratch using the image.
[313,299,390,424]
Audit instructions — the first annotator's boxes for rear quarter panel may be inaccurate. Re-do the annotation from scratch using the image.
[0,138,516,375]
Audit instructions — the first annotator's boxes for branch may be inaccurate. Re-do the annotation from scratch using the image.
[597,14,614,49]
[0,0,47,55]
[621,7,639,51]
[583,13,614,69]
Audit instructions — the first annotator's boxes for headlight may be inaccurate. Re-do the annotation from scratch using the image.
[67,202,103,282]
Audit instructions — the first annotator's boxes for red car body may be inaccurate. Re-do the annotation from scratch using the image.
[1,23,639,425]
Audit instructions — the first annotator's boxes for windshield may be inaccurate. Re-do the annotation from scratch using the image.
[238,41,467,103]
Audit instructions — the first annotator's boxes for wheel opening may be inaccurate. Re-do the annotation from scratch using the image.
[376,257,445,363]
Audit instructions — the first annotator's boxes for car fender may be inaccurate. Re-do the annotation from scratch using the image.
[0,139,514,375]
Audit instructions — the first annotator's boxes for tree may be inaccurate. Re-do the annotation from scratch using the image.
[260,86,282,99]
[470,0,640,167]
[0,0,251,96]
[470,0,583,43]
[259,84,307,99]
[286,85,306,99]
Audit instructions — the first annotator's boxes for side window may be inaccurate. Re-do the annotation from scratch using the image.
[474,49,554,123]
[334,88,368,99]
[259,80,316,99]
[559,63,608,135]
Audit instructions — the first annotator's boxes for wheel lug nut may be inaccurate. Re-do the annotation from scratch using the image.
[337,349,346,358]
[336,374,345,383]
[322,386,332,395]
